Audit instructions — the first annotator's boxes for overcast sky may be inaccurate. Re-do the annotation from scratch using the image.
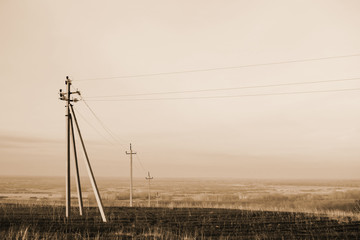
[1,0,360,179]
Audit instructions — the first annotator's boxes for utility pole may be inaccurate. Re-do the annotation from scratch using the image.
[65,76,71,218]
[59,76,106,222]
[145,172,153,207]
[156,192,159,207]
[126,144,136,207]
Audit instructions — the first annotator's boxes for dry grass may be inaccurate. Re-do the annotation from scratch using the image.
[1,203,360,239]
[1,177,360,239]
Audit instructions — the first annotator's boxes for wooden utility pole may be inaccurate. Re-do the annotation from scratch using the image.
[126,144,136,207]
[145,172,153,207]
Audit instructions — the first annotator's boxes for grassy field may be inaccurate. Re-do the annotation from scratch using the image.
[1,204,360,239]
[2,177,360,214]
[1,177,360,239]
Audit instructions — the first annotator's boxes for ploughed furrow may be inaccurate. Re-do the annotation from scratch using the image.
[0,204,360,239]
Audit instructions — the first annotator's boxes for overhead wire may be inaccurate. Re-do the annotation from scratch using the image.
[71,83,131,149]
[72,106,114,144]
[65,57,360,177]
[84,77,360,99]
[70,82,126,145]
[84,87,360,102]
[81,98,126,145]
[135,153,147,174]
[74,53,360,81]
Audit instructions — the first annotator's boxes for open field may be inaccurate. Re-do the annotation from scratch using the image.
[1,177,360,214]
[1,177,360,239]
[1,204,360,239]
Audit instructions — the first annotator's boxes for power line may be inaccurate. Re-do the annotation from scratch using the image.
[71,82,130,145]
[74,53,360,81]
[135,154,147,173]
[84,77,360,99]
[70,83,118,143]
[81,99,124,144]
[73,107,114,144]
[84,87,360,102]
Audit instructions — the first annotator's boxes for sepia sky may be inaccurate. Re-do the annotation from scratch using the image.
[1,0,360,179]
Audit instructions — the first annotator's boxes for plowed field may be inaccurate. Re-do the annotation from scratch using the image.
[1,204,359,239]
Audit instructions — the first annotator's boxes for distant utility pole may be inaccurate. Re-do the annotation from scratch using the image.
[145,172,153,207]
[59,76,107,222]
[126,143,136,207]
[156,192,160,207]
[156,192,159,207]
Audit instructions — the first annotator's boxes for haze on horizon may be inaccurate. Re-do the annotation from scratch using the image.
[1,0,360,179]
